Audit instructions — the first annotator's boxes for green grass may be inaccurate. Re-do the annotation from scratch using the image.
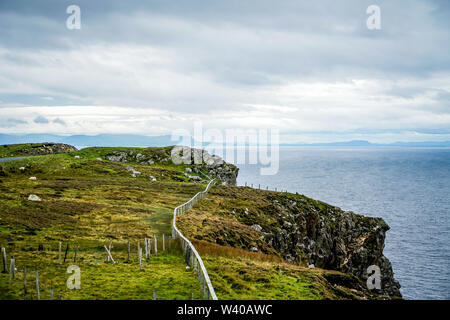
[0,148,208,300]
[201,255,375,300]
[0,241,204,300]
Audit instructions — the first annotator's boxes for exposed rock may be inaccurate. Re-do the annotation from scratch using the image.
[308,264,315,269]
[250,246,258,252]
[170,146,239,185]
[105,152,127,162]
[149,175,157,182]
[28,194,41,201]
[74,155,80,159]
[185,167,192,173]
[29,177,37,180]
[126,166,141,178]
[252,224,263,232]
[96,158,103,161]
[4,143,77,157]
[19,167,25,171]
[188,175,202,182]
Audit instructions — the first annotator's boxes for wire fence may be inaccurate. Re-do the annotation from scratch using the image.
[243,181,288,193]
[172,179,218,300]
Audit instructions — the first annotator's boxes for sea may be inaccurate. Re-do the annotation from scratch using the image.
[234,146,450,300]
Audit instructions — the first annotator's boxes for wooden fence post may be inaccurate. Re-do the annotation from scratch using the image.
[139,248,142,271]
[153,290,157,300]
[63,244,69,263]
[58,242,62,264]
[154,235,158,256]
[50,286,54,300]
[35,270,40,300]
[23,266,27,295]
[144,238,149,259]
[127,241,130,261]
[9,256,15,284]
[107,238,112,262]
[103,245,116,263]
[162,234,165,252]
[1,247,7,273]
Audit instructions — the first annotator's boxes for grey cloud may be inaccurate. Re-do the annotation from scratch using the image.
[34,116,49,123]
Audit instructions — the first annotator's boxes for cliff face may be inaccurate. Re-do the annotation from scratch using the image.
[177,186,402,298]
[263,194,402,298]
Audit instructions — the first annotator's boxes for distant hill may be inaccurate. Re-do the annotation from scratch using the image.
[0,134,185,147]
[281,140,450,147]
[1,134,449,148]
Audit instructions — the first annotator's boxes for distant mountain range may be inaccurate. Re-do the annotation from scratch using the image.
[0,134,182,147]
[1,134,450,148]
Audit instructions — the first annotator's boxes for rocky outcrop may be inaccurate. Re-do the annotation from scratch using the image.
[171,146,239,185]
[4,143,77,156]
[259,195,402,298]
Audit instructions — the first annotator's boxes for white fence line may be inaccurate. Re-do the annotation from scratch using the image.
[172,179,218,300]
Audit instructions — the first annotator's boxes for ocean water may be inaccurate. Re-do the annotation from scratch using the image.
[234,147,450,300]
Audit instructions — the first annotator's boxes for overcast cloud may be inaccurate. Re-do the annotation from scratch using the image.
[0,0,449,143]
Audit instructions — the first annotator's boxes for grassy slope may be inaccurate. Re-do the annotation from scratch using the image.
[177,186,379,300]
[0,147,206,300]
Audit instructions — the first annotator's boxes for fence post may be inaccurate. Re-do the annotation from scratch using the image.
[58,242,62,264]
[154,235,158,256]
[144,238,149,259]
[63,244,69,263]
[153,290,157,300]
[127,241,130,261]
[162,234,165,252]
[1,247,7,273]
[107,238,112,262]
[139,247,143,271]
[9,256,15,284]
[104,245,116,263]
[50,286,54,300]
[35,270,40,300]
[23,266,27,295]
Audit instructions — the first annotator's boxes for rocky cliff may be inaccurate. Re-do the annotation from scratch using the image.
[262,194,402,298]
[177,186,402,298]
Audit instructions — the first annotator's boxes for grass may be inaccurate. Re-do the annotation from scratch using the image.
[0,240,204,300]
[201,256,376,300]
[0,148,208,300]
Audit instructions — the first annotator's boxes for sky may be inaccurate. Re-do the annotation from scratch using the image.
[0,0,449,143]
